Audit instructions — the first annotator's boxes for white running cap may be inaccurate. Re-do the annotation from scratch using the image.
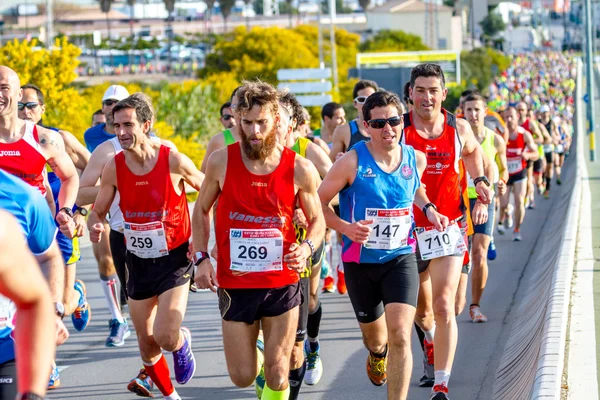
[102,85,129,102]
[539,105,550,113]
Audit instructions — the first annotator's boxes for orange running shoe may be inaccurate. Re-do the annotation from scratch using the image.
[322,276,334,293]
[423,339,435,365]
[336,268,347,295]
[366,350,387,386]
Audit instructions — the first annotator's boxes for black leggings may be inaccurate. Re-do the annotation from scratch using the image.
[0,359,17,399]
[109,230,129,298]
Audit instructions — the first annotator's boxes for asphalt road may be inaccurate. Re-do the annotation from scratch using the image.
[48,171,573,400]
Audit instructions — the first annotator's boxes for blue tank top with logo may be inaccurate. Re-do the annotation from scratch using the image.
[347,120,370,151]
[339,141,420,264]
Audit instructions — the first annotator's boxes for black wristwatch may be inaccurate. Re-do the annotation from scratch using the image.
[17,392,45,400]
[75,207,88,217]
[192,251,210,266]
[473,176,491,187]
[422,203,437,217]
[58,207,74,218]
[54,301,65,318]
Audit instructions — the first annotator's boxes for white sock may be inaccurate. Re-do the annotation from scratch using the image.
[325,241,332,266]
[101,275,124,323]
[164,389,181,400]
[434,370,451,387]
[336,244,343,272]
[423,326,435,342]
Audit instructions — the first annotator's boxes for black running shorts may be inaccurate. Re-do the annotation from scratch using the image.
[125,242,192,300]
[218,282,301,325]
[507,169,528,186]
[0,360,16,399]
[344,253,419,324]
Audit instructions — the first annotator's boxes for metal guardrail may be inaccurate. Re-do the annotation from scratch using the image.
[492,58,583,400]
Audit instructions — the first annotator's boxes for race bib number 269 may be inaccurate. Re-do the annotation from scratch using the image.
[230,229,284,272]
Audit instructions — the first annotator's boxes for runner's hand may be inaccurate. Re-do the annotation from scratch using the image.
[426,210,449,232]
[343,219,373,244]
[73,213,86,237]
[56,211,76,239]
[293,208,309,229]
[472,201,489,226]
[89,222,105,243]
[475,183,493,205]
[497,180,507,196]
[284,242,310,272]
[56,317,69,346]
[196,260,218,293]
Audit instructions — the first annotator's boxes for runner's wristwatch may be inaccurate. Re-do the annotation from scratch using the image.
[58,207,74,218]
[422,203,437,217]
[75,207,88,216]
[54,301,65,318]
[473,176,491,187]
[193,251,210,266]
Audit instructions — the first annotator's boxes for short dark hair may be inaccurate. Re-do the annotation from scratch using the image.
[230,86,242,101]
[21,84,44,104]
[220,101,232,117]
[463,93,487,105]
[92,109,103,117]
[410,63,446,89]
[278,90,303,127]
[460,89,474,99]
[112,94,153,127]
[362,91,403,122]
[353,79,379,99]
[321,102,343,119]
[403,82,413,105]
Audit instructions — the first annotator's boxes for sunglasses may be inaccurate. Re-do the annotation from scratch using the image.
[17,102,39,111]
[354,96,368,104]
[222,114,233,121]
[103,99,118,107]
[367,116,403,129]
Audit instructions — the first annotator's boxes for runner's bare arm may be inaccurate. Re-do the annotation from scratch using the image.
[306,141,333,178]
[0,211,55,396]
[539,123,552,144]
[457,119,492,203]
[86,160,118,242]
[39,127,79,211]
[313,137,331,155]
[494,135,509,183]
[528,121,543,145]
[329,124,350,163]
[77,141,114,206]
[58,129,91,171]
[523,131,540,160]
[200,133,225,173]
[170,151,205,192]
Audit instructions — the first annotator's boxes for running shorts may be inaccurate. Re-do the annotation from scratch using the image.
[544,151,554,164]
[344,253,419,324]
[469,198,496,237]
[125,242,192,300]
[0,359,16,399]
[296,277,310,342]
[507,169,528,186]
[218,282,301,325]
[533,159,544,174]
[56,230,80,265]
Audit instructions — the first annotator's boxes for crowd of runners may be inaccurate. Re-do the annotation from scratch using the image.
[0,50,575,400]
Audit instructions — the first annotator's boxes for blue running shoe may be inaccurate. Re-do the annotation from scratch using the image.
[173,327,196,384]
[106,319,131,347]
[48,364,60,389]
[127,368,154,397]
[487,240,497,260]
[71,280,91,331]
[255,336,265,399]
[304,340,323,385]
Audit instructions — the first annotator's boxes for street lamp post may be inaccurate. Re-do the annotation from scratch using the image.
[585,0,596,161]
[328,0,338,93]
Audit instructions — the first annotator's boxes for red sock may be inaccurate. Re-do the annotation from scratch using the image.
[144,354,174,396]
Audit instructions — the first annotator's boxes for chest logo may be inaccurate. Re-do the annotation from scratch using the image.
[401,165,414,180]
[363,167,377,178]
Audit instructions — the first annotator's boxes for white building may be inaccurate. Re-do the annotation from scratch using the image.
[365,0,463,51]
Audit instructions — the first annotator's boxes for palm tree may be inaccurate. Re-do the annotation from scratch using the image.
[163,0,176,72]
[219,0,235,32]
[99,0,114,65]
[127,0,136,66]
[204,0,216,33]
[243,0,253,29]
[358,0,369,12]
[286,0,293,27]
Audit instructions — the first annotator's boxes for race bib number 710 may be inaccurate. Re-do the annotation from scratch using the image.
[415,224,467,261]
[230,229,283,272]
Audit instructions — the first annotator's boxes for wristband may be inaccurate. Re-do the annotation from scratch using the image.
[422,203,437,217]
[302,239,315,257]
[192,251,210,266]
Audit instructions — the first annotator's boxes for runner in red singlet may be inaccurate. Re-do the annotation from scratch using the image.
[192,81,325,400]
[498,107,538,242]
[87,95,204,400]
[402,64,492,400]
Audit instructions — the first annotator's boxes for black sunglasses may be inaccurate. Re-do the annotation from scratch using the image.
[17,102,39,111]
[103,99,118,107]
[222,114,233,121]
[367,116,403,129]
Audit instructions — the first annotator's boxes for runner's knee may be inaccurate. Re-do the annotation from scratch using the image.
[229,366,257,388]
[153,326,181,352]
[432,295,455,323]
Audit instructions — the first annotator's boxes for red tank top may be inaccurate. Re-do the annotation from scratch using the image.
[115,145,190,250]
[506,127,527,176]
[402,110,464,227]
[216,142,298,289]
[520,119,531,132]
[0,122,47,195]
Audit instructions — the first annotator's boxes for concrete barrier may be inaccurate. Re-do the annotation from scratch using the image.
[491,59,583,400]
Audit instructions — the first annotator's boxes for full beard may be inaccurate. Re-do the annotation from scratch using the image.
[240,125,277,161]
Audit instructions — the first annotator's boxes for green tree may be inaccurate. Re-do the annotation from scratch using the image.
[359,30,430,52]
[479,12,506,38]
[220,0,236,31]
[460,47,510,92]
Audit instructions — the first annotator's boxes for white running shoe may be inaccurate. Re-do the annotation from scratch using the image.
[304,340,323,385]
[497,224,506,235]
[469,305,488,323]
[513,231,522,242]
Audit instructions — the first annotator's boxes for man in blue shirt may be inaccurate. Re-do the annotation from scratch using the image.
[83,85,129,152]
